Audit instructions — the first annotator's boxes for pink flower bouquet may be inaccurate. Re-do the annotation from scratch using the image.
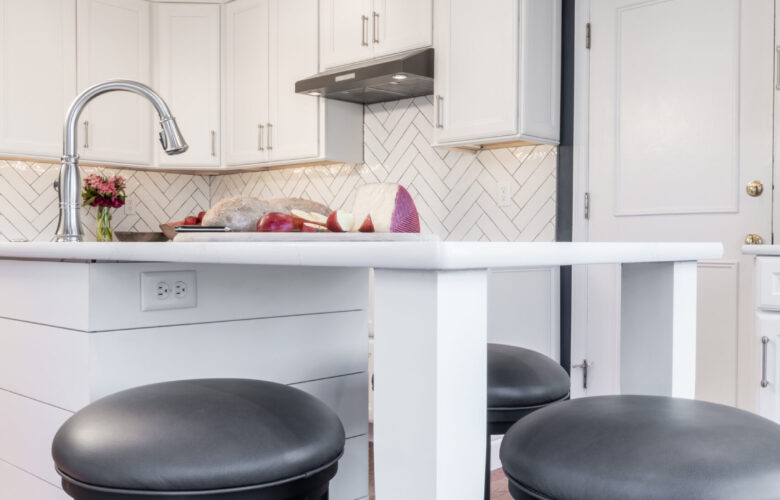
[82,174,127,208]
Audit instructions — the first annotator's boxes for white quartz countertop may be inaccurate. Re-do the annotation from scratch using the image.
[743,245,780,256]
[0,241,723,270]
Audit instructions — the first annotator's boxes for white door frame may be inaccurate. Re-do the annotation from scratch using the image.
[571,0,592,396]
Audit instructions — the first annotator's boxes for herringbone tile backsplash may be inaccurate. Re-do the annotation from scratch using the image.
[0,162,210,242]
[0,96,555,242]
[212,97,557,241]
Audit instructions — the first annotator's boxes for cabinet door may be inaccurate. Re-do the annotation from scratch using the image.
[0,0,76,159]
[77,0,151,165]
[319,0,372,70]
[372,0,432,58]
[433,0,518,144]
[153,3,220,168]
[268,0,319,162]
[223,0,268,166]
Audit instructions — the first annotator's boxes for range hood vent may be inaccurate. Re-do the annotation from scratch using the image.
[295,48,434,105]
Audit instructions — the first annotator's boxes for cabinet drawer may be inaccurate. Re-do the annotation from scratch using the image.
[756,258,780,311]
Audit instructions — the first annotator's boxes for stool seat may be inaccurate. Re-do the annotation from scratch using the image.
[52,379,345,498]
[488,344,569,422]
[500,395,780,500]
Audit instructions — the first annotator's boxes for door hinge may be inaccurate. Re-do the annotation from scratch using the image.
[585,23,591,49]
[584,192,590,219]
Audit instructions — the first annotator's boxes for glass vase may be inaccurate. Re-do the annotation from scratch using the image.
[96,206,113,242]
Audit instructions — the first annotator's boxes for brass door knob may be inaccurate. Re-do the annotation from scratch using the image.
[745,234,764,245]
[747,180,764,197]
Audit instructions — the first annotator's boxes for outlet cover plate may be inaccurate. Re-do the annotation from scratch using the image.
[141,271,197,311]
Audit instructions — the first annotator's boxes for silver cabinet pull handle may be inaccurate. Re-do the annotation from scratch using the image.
[361,15,369,46]
[776,47,780,91]
[267,123,273,150]
[257,124,264,151]
[372,11,379,43]
[434,95,444,128]
[83,121,89,148]
[210,130,216,156]
[762,336,770,388]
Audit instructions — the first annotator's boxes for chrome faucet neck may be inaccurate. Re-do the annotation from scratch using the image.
[54,80,187,242]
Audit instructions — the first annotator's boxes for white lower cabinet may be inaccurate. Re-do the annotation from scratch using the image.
[152,2,221,168]
[76,0,152,165]
[755,257,780,423]
[433,0,561,147]
[0,0,76,160]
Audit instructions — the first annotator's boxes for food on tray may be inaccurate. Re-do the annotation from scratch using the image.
[266,198,331,217]
[196,186,420,235]
[351,183,420,233]
[291,209,328,227]
[257,212,300,232]
[301,222,327,232]
[326,210,355,232]
[201,196,272,232]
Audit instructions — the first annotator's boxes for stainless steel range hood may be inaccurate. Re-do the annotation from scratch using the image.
[295,48,433,105]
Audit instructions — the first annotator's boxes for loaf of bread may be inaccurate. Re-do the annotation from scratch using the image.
[201,196,271,232]
[266,198,331,217]
[202,196,332,232]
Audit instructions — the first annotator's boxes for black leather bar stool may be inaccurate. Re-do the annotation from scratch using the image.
[486,343,570,499]
[52,379,346,500]
[500,395,780,500]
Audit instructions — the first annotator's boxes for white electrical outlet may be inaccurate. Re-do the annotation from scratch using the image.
[497,182,512,207]
[141,271,197,311]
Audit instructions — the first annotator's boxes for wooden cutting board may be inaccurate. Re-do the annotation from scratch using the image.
[173,232,440,242]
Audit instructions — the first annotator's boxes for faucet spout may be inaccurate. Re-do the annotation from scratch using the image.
[55,80,188,242]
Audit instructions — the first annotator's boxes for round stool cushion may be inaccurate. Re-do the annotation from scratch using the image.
[488,343,570,410]
[500,395,780,500]
[52,379,345,495]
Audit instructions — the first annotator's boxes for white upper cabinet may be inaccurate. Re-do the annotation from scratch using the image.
[77,0,152,165]
[372,0,432,58]
[320,0,432,70]
[153,2,220,168]
[225,0,363,168]
[268,0,319,162]
[320,0,372,70]
[433,0,561,147]
[0,0,76,159]
[223,0,269,166]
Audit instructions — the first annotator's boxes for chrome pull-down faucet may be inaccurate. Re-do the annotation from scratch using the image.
[54,80,188,242]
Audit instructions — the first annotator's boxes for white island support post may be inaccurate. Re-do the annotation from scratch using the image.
[620,261,698,398]
[373,268,489,500]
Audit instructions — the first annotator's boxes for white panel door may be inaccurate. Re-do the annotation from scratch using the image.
[372,0,432,58]
[433,0,518,143]
[223,0,268,166]
[0,0,76,159]
[77,0,151,165]
[319,0,372,70]
[153,3,220,168]
[268,0,319,162]
[580,0,773,410]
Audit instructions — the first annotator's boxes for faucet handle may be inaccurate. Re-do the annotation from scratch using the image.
[53,179,60,192]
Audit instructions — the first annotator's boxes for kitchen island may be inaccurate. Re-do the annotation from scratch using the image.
[0,240,721,500]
